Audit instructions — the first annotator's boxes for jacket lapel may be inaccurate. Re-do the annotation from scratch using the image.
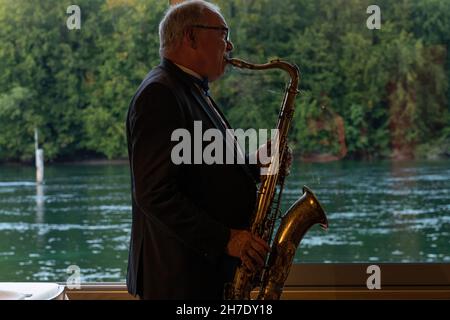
[190,88,228,134]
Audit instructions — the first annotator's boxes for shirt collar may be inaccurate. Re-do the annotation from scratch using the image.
[174,63,203,80]
[173,62,210,96]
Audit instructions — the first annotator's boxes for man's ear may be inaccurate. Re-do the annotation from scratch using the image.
[185,27,197,49]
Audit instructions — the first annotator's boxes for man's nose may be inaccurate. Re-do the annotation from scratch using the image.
[226,40,234,52]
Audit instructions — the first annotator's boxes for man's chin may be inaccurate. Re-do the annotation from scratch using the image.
[220,59,229,74]
[209,74,221,82]
[210,65,226,81]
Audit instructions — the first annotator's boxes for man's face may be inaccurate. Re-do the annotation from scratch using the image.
[193,10,233,82]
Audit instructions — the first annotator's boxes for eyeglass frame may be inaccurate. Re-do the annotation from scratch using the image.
[191,24,230,42]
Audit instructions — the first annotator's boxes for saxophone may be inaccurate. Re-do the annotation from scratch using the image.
[224,57,329,300]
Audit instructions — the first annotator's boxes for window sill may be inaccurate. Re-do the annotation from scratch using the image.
[64,263,450,300]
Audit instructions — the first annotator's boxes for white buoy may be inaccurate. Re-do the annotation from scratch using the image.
[35,128,44,184]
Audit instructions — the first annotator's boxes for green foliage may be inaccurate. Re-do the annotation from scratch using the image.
[0,0,448,161]
[0,86,39,161]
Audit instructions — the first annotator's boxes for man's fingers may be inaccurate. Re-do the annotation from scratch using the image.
[247,239,269,268]
[242,256,256,272]
[244,248,265,268]
[284,165,291,176]
[229,230,271,272]
[285,148,293,164]
[243,237,268,259]
[251,236,270,253]
[242,249,265,272]
[239,235,270,272]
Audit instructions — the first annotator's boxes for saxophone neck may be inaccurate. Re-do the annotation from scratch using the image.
[225,57,300,92]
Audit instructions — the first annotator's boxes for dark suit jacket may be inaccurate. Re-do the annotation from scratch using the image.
[126,58,259,299]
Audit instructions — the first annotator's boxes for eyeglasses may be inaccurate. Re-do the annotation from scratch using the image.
[191,24,230,42]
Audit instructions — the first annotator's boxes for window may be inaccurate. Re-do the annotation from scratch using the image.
[0,0,448,287]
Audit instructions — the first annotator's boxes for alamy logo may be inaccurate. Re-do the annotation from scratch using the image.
[366,265,381,290]
[66,5,81,30]
[66,265,81,289]
[366,5,381,30]
[171,121,280,175]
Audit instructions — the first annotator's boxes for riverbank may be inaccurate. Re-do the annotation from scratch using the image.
[2,154,450,166]
[0,158,129,166]
[1,143,449,166]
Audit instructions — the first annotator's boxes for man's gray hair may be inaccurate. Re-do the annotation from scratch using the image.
[159,0,222,57]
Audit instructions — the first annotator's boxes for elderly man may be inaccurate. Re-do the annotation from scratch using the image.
[126,0,269,299]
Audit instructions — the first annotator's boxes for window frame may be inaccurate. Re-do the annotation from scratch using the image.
[63,263,450,299]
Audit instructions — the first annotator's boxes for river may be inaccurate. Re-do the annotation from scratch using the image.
[0,160,448,282]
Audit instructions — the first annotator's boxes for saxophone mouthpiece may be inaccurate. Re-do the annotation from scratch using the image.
[224,57,234,68]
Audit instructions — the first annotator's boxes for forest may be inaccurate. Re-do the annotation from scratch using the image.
[0,0,449,162]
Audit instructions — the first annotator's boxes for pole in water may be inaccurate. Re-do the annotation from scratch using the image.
[34,128,44,184]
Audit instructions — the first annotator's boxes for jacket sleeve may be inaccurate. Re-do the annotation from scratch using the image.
[128,83,230,261]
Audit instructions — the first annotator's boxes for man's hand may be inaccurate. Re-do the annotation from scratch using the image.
[279,146,293,177]
[226,229,270,272]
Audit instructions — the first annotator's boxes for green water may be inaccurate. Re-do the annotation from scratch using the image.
[0,160,449,282]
